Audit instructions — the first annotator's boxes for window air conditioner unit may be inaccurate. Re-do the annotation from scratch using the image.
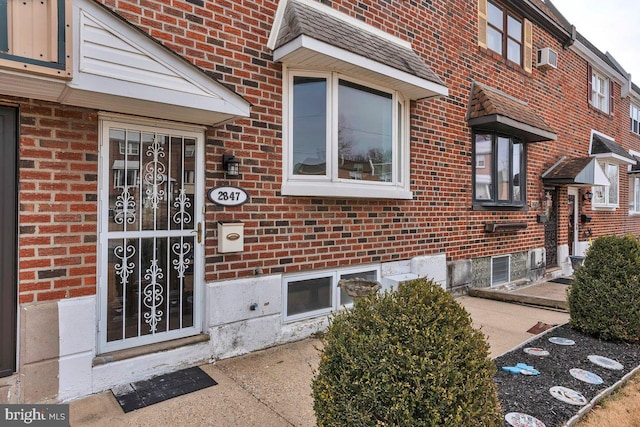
[537,47,558,71]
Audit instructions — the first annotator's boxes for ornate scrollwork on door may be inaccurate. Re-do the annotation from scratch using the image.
[114,242,136,286]
[114,189,136,225]
[143,259,164,333]
[172,189,192,225]
[172,241,192,279]
[144,137,166,211]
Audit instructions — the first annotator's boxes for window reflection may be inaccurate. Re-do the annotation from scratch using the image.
[292,77,327,176]
[338,80,392,182]
[290,73,402,185]
[475,134,493,200]
[474,132,524,206]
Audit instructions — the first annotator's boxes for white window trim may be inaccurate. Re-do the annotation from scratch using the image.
[282,265,381,322]
[281,66,412,200]
[630,175,640,215]
[629,149,640,215]
[592,160,619,210]
[591,69,609,113]
[631,103,640,135]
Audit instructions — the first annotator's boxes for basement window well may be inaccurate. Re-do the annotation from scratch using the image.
[491,255,510,286]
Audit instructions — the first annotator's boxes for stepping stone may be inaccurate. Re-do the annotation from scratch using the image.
[588,355,623,370]
[523,347,550,356]
[549,386,587,406]
[505,412,546,427]
[570,368,603,385]
[548,337,575,346]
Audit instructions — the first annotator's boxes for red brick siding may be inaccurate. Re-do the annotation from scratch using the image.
[90,0,640,283]
[11,97,99,303]
[10,0,640,300]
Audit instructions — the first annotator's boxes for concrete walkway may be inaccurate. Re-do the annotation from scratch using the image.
[69,297,570,427]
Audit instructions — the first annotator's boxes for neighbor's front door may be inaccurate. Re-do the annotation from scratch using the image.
[0,106,17,377]
[99,118,204,353]
[543,187,558,267]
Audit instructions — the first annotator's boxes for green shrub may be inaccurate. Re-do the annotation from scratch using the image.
[312,278,502,427]
[568,234,640,343]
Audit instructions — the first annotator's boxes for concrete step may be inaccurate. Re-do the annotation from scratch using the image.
[468,286,568,311]
[544,267,563,281]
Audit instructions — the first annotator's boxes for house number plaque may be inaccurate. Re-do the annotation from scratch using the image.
[208,186,249,206]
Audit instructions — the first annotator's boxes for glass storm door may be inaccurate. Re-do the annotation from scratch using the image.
[99,120,203,352]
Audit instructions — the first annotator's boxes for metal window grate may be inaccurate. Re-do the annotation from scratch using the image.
[491,255,510,286]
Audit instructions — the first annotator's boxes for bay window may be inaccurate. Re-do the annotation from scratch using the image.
[473,132,525,207]
[592,162,618,208]
[284,70,409,199]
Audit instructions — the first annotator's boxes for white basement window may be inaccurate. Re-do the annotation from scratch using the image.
[283,266,380,322]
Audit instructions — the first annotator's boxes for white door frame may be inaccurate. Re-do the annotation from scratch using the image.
[97,114,205,354]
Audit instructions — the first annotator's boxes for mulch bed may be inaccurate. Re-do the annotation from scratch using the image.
[494,323,640,427]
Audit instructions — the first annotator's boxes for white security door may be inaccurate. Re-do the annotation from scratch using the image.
[99,118,204,352]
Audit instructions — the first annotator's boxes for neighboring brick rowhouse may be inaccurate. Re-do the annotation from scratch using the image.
[9,0,640,302]
[15,98,98,303]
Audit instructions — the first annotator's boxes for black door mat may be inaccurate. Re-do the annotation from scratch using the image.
[549,277,573,285]
[112,366,217,413]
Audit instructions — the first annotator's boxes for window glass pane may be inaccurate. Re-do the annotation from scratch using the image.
[487,27,503,55]
[339,270,378,306]
[497,137,510,201]
[608,164,618,204]
[636,177,640,211]
[630,177,636,212]
[592,186,605,204]
[292,77,327,176]
[287,276,332,316]
[338,80,393,182]
[507,39,521,63]
[397,101,402,183]
[597,77,606,95]
[512,143,522,202]
[507,15,522,41]
[488,1,503,28]
[475,134,493,200]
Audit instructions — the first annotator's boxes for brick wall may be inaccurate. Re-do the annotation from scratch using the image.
[12,97,99,303]
[87,0,640,284]
[11,0,640,300]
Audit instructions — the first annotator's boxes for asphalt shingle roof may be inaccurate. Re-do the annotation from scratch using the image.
[274,0,444,87]
[542,157,593,182]
[468,84,555,134]
[590,133,636,162]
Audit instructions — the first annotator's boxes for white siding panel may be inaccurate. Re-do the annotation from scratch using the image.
[79,12,210,97]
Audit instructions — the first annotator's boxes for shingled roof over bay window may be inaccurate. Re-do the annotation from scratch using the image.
[267,0,448,100]
[466,83,557,143]
[589,132,637,164]
[542,157,611,186]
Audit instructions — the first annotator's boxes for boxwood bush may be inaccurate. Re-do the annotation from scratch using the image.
[312,278,502,427]
[568,234,640,343]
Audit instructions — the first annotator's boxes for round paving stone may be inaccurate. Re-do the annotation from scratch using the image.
[588,355,624,370]
[505,412,546,427]
[523,347,550,356]
[570,368,604,385]
[548,337,576,346]
[549,386,587,406]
